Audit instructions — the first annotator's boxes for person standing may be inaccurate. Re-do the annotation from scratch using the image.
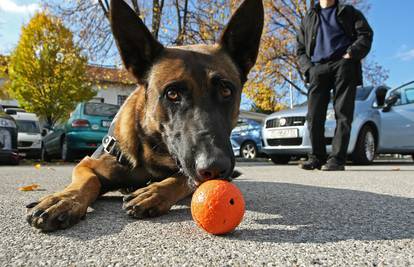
[296,0,373,171]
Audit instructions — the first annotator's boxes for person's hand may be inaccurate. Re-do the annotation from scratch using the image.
[343,53,352,59]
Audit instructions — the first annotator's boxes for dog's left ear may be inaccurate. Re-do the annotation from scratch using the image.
[219,0,264,83]
[110,0,164,82]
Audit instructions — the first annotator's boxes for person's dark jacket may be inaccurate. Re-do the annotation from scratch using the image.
[296,2,373,85]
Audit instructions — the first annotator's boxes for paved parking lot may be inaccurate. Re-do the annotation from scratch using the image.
[1,161,413,266]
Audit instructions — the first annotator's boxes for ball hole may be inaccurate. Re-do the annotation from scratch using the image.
[229,198,234,205]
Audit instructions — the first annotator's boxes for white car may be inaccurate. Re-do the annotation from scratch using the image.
[11,112,42,159]
[262,83,414,164]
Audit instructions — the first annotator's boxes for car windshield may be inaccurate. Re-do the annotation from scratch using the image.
[355,86,373,101]
[16,120,40,134]
[84,103,119,117]
[296,86,373,107]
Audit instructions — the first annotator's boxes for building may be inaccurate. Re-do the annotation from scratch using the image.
[1,60,266,121]
[87,64,137,106]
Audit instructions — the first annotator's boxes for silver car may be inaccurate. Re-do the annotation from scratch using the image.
[262,82,414,164]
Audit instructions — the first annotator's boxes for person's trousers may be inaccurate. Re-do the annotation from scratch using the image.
[307,58,358,164]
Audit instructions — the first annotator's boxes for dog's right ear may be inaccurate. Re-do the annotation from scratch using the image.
[110,0,164,82]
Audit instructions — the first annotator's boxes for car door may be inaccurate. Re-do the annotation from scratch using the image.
[380,83,414,151]
[44,124,65,155]
[398,87,414,149]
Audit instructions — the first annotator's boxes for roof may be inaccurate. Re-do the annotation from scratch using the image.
[87,65,136,85]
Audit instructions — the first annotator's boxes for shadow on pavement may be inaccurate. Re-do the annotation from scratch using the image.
[232,181,414,243]
[50,181,413,244]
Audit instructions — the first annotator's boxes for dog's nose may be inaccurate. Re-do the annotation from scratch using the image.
[195,153,232,181]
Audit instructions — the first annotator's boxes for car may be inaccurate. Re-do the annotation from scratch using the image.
[262,83,414,164]
[41,102,119,161]
[231,118,263,159]
[11,112,42,159]
[0,105,19,164]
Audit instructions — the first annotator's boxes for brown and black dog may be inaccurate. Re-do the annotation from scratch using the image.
[26,0,264,231]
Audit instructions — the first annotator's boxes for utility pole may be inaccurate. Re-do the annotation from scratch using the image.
[289,71,293,109]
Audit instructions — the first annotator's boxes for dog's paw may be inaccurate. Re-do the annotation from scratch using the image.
[122,184,172,219]
[25,192,87,232]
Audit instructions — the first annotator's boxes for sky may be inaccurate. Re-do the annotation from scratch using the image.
[1,0,414,89]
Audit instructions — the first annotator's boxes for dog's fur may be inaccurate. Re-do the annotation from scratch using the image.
[26,0,264,231]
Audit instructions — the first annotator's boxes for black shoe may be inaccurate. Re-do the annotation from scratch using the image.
[299,157,325,170]
[321,159,345,171]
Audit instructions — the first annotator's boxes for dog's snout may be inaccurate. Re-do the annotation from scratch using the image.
[195,153,232,182]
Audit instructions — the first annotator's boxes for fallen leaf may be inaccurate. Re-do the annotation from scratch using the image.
[18,184,40,191]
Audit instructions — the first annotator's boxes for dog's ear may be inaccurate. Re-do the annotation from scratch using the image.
[219,0,264,83]
[110,0,164,82]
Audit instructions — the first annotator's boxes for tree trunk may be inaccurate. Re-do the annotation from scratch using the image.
[152,0,165,39]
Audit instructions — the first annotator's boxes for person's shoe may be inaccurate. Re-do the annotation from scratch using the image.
[321,159,345,171]
[299,157,325,170]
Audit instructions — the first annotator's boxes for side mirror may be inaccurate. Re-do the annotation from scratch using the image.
[41,129,48,137]
[382,95,399,112]
[375,87,388,107]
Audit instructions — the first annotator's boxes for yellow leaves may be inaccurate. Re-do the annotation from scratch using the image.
[18,184,40,191]
[8,11,94,126]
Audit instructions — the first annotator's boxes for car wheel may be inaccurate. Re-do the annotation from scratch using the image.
[41,144,51,162]
[270,155,291,165]
[61,138,74,162]
[240,141,257,159]
[412,154,414,161]
[352,125,376,165]
[9,153,20,165]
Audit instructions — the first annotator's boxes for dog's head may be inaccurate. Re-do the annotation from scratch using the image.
[110,0,263,185]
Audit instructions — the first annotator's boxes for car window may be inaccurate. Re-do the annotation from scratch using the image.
[404,88,414,104]
[84,103,119,117]
[16,120,40,134]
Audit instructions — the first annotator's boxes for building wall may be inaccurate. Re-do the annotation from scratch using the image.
[93,83,136,106]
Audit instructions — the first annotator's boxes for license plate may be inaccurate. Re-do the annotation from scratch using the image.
[268,128,298,139]
[102,120,112,128]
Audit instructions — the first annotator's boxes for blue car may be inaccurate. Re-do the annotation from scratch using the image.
[231,118,263,159]
[41,102,119,161]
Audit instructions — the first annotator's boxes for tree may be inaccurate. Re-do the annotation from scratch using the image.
[8,12,95,126]
[0,55,10,99]
[47,0,387,113]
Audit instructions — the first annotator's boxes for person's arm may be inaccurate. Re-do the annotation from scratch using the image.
[346,8,373,60]
[296,20,313,78]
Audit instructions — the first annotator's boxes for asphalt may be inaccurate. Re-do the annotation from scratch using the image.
[0,161,413,266]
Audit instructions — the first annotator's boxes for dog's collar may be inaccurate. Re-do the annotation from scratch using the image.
[102,135,130,166]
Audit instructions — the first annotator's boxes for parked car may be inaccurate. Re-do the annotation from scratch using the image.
[11,112,42,159]
[231,118,263,159]
[41,102,119,161]
[0,105,19,164]
[262,83,414,164]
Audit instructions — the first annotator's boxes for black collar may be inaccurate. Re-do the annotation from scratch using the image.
[102,135,131,166]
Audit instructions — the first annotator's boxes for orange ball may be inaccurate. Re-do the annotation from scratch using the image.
[191,180,245,235]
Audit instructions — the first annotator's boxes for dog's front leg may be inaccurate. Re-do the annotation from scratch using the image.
[26,157,102,231]
[122,176,193,218]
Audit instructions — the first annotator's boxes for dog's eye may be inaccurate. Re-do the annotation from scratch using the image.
[166,88,181,102]
[221,87,232,98]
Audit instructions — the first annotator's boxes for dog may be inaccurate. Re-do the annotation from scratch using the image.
[25,0,264,231]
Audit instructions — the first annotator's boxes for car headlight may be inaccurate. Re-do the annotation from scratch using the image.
[326,110,336,120]
[0,118,16,128]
